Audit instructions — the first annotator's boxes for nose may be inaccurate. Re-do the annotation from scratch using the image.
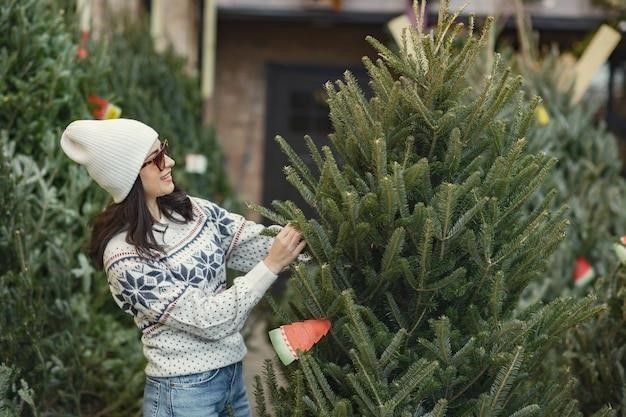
[165,154,175,168]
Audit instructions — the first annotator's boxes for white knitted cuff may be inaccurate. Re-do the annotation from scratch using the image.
[247,261,278,298]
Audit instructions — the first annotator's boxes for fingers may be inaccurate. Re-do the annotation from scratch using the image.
[277,224,303,249]
[264,224,307,274]
[295,240,307,253]
[276,224,306,257]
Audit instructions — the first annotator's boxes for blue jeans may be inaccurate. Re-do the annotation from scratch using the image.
[143,362,251,417]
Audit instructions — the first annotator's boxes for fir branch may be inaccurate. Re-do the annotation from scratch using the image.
[381,359,439,415]
[495,149,555,228]
[379,328,407,369]
[271,200,307,224]
[435,0,468,55]
[507,189,557,242]
[443,128,462,177]
[404,158,432,201]
[319,197,343,228]
[246,201,287,225]
[447,196,487,243]
[420,266,466,293]
[393,162,410,218]
[402,136,415,170]
[299,355,333,416]
[304,135,324,177]
[432,183,459,254]
[462,70,495,144]
[300,219,333,266]
[381,83,403,139]
[322,146,349,191]
[418,319,451,364]
[450,335,476,366]
[508,94,541,145]
[381,227,406,274]
[307,355,337,408]
[344,293,381,379]
[347,372,380,415]
[493,209,549,266]
[275,135,318,191]
[294,370,305,417]
[344,70,377,130]
[265,295,291,328]
[292,264,325,318]
[478,211,495,266]
[488,271,505,322]
[488,346,524,416]
[341,191,360,226]
[447,35,480,95]
[253,375,269,417]
[379,176,398,226]
[417,217,435,294]
[373,138,387,180]
[507,404,540,417]
[412,27,430,77]
[348,168,371,195]
[284,165,317,208]
[463,229,486,270]
[386,292,409,330]
[262,360,282,412]
[434,316,453,363]
[362,56,394,104]
[530,296,603,347]
[424,399,448,417]
[399,79,436,131]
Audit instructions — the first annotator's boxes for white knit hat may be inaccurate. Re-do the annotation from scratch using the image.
[60,118,158,203]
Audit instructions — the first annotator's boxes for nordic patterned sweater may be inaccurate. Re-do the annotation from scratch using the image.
[103,197,278,377]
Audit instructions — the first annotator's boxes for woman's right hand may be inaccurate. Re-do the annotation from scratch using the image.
[263,225,306,274]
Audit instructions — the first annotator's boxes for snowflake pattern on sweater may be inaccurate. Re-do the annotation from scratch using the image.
[104,197,278,376]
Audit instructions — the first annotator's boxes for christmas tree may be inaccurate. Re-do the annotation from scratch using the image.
[0,1,146,415]
[253,2,610,416]
[511,16,626,303]
[518,61,626,413]
[0,0,234,415]
[508,15,626,415]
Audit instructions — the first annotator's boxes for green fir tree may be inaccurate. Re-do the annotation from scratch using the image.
[509,17,626,416]
[0,0,234,415]
[511,19,626,303]
[253,2,611,416]
[0,1,148,415]
[504,17,626,414]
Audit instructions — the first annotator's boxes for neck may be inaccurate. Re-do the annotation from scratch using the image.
[147,199,161,221]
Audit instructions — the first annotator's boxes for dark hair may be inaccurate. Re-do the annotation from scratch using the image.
[89,177,194,269]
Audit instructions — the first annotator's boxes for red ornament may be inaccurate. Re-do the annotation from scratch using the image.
[573,257,595,287]
[87,95,121,119]
[76,30,90,59]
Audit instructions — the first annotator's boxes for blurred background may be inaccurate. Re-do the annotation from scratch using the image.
[5,0,626,416]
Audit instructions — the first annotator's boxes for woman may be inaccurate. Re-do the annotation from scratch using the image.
[61,118,306,417]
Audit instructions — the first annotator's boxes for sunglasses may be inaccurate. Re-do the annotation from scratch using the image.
[141,140,169,170]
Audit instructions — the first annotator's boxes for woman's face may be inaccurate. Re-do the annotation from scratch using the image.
[139,139,175,201]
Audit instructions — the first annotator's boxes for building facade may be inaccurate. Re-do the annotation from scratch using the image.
[89,0,623,217]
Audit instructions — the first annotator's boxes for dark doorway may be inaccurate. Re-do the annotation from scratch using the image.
[263,63,368,224]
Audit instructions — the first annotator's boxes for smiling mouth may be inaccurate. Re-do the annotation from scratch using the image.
[161,172,172,181]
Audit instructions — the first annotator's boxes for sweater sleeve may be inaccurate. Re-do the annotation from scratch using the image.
[192,197,276,273]
[106,256,277,341]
